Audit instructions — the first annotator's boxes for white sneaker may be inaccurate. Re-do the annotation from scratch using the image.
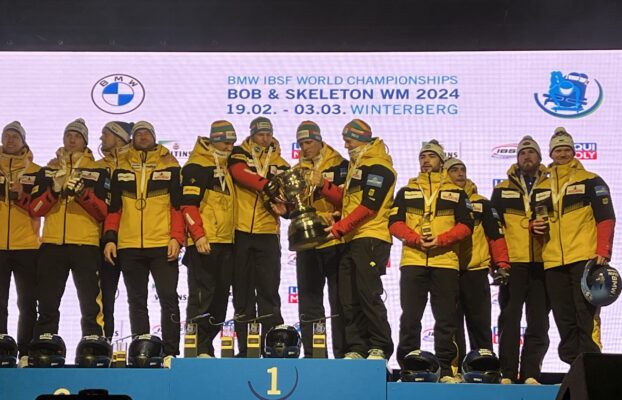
[197,353,213,358]
[500,378,513,384]
[440,375,461,384]
[163,355,174,368]
[524,377,541,385]
[367,349,386,360]
[344,352,364,359]
[18,356,29,368]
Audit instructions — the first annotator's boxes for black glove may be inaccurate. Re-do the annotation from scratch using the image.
[262,176,282,202]
[490,266,510,286]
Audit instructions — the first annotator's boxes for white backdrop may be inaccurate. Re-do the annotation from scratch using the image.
[2,51,621,371]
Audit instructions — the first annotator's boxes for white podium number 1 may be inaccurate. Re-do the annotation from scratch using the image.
[267,367,282,395]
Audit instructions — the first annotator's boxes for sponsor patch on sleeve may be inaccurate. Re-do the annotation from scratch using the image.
[566,184,585,195]
[340,167,348,178]
[472,202,483,213]
[351,168,363,180]
[104,178,111,190]
[441,191,460,203]
[595,185,610,197]
[501,190,520,199]
[366,174,384,188]
[183,186,201,196]
[152,171,171,181]
[491,208,501,220]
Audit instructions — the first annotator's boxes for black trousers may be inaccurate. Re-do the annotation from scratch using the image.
[34,244,104,338]
[498,262,550,381]
[186,243,233,356]
[456,268,493,363]
[546,260,601,365]
[398,266,459,377]
[119,247,180,356]
[296,244,346,358]
[339,238,393,358]
[232,231,283,356]
[0,249,38,356]
[100,253,121,339]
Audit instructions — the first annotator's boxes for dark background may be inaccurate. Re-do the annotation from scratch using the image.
[0,0,621,51]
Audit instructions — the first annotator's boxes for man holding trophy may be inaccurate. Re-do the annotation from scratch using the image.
[318,119,396,361]
[531,128,615,366]
[293,120,348,358]
[227,116,289,356]
[30,118,109,338]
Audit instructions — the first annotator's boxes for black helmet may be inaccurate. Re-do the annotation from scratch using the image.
[75,335,113,368]
[462,349,501,383]
[0,334,18,368]
[28,333,66,368]
[400,350,441,382]
[264,325,301,358]
[581,259,621,307]
[128,334,164,368]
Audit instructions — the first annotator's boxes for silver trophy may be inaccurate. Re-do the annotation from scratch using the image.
[272,167,330,251]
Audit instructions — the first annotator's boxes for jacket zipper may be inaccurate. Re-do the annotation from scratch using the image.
[62,157,72,244]
[6,159,12,249]
[556,172,565,266]
[425,173,432,268]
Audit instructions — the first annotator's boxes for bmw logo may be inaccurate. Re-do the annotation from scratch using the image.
[91,74,145,114]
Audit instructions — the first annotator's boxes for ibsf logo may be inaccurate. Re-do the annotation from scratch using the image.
[575,143,597,160]
[491,144,518,159]
[291,142,301,159]
[288,286,298,304]
[534,71,603,118]
[91,74,146,114]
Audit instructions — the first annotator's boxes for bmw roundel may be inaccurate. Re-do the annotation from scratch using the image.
[91,74,145,114]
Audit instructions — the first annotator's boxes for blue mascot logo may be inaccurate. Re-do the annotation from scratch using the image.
[534,71,603,118]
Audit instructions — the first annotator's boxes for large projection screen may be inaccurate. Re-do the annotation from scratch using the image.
[1,51,620,371]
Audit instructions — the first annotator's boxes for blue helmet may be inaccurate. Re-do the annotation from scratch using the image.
[75,335,113,368]
[400,350,441,382]
[264,325,301,358]
[462,349,501,384]
[581,259,621,307]
[28,333,66,368]
[0,334,18,368]
[128,334,164,368]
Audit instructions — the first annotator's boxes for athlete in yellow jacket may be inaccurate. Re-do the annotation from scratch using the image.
[103,121,184,359]
[320,119,395,361]
[181,121,237,357]
[293,121,348,358]
[95,121,133,340]
[445,158,509,368]
[0,121,40,363]
[491,135,550,384]
[531,128,615,365]
[227,116,289,356]
[388,140,473,382]
[30,118,108,339]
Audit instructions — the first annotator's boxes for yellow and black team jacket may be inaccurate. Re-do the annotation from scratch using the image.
[181,137,235,244]
[298,143,348,249]
[103,144,185,249]
[95,145,130,174]
[459,180,505,271]
[0,146,41,250]
[30,148,109,246]
[491,164,548,263]
[228,137,290,235]
[340,138,396,243]
[389,170,473,269]
[530,159,615,270]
